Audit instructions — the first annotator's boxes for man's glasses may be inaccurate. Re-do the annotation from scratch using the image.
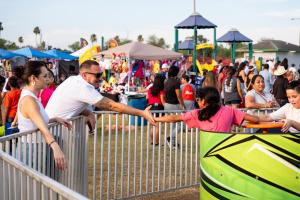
[85,72,102,79]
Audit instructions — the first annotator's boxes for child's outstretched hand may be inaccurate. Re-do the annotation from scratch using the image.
[281,119,293,133]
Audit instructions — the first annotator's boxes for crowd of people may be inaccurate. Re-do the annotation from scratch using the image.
[0,56,300,167]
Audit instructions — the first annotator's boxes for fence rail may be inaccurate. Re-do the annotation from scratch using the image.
[0,116,88,197]
[0,108,279,200]
[0,150,88,200]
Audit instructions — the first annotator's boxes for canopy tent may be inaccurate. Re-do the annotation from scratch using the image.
[95,42,182,60]
[217,28,253,63]
[71,44,101,57]
[45,49,78,60]
[0,49,24,59]
[14,47,55,59]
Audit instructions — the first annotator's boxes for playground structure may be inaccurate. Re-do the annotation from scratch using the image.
[174,1,254,73]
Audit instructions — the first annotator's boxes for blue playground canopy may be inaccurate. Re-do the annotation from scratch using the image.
[178,38,194,50]
[0,49,24,59]
[45,49,78,60]
[217,28,253,43]
[14,47,55,59]
[175,13,217,29]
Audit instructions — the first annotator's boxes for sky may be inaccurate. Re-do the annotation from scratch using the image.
[1,0,300,50]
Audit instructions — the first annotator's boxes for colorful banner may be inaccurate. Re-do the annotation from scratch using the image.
[200,131,300,200]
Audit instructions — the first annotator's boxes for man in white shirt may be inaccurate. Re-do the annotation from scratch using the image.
[46,60,155,130]
[259,64,273,93]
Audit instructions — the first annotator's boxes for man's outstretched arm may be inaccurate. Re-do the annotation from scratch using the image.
[94,97,156,125]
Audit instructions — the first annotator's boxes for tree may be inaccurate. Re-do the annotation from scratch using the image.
[114,35,121,44]
[90,34,97,44]
[216,44,231,59]
[18,36,24,46]
[119,38,132,45]
[33,26,41,47]
[0,38,19,50]
[147,35,169,49]
[0,22,3,38]
[197,34,208,43]
[137,35,144,42]
[40,41,46,50]
[68,41,81,52]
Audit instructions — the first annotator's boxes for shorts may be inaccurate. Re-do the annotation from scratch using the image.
[148,104,164,117]
[225,100,241,105]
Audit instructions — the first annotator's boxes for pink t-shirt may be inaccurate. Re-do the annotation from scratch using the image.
[38,88,55,108]
[182,106,245,132]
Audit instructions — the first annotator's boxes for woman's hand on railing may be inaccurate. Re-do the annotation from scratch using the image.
[54,117,72,130]
[50,142,68,170]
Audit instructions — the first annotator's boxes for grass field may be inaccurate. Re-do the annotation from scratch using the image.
[87,113,200,199]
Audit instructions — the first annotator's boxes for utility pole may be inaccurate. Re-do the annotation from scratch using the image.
[193,0,196,14]
[0,22,3,38]
[291,18,300,46]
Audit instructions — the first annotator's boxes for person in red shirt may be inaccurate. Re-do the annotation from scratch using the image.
[2,76,21,135]
[147,74,165,145]
[180,75,195,110]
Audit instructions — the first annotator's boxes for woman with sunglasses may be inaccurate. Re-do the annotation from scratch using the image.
[155,87,258,132]
[18,61,71,170]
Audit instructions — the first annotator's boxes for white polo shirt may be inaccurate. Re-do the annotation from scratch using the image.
[270,103,300,133]
[46,75,103,119]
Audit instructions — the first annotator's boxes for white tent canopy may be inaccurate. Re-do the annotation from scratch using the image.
[94,42,182,60]
[71,44,100,57]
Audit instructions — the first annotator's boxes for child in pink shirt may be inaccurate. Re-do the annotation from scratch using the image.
[155,87,258,132]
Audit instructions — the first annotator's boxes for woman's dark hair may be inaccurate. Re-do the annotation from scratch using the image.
[168,66,179,78]
[248,74,264,91]
[196,87,221,121]
[46,67,56,85]
[287,80,300,93]
[8,76,20,89]
[281,58,288,70]
[226,66,236,86]
[23,61,47,85]
[150,74,165,97]
[0,75,6,91]
[263,64,269,70]
[237,62,246,74]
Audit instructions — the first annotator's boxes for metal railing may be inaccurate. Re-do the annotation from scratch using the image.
[91,111,200,199]
[0,150,88,200]
[0,108,279,200]
[0,116,88,196]
[232,108,278,133]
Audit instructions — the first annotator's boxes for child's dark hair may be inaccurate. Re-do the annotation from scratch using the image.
[287,80,300,93]
[182,74,189,82]
[8,76,20,89]
[151,74,165,97]
[196,87,221,121]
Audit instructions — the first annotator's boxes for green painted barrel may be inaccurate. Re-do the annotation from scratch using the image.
[200,131,300,200]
